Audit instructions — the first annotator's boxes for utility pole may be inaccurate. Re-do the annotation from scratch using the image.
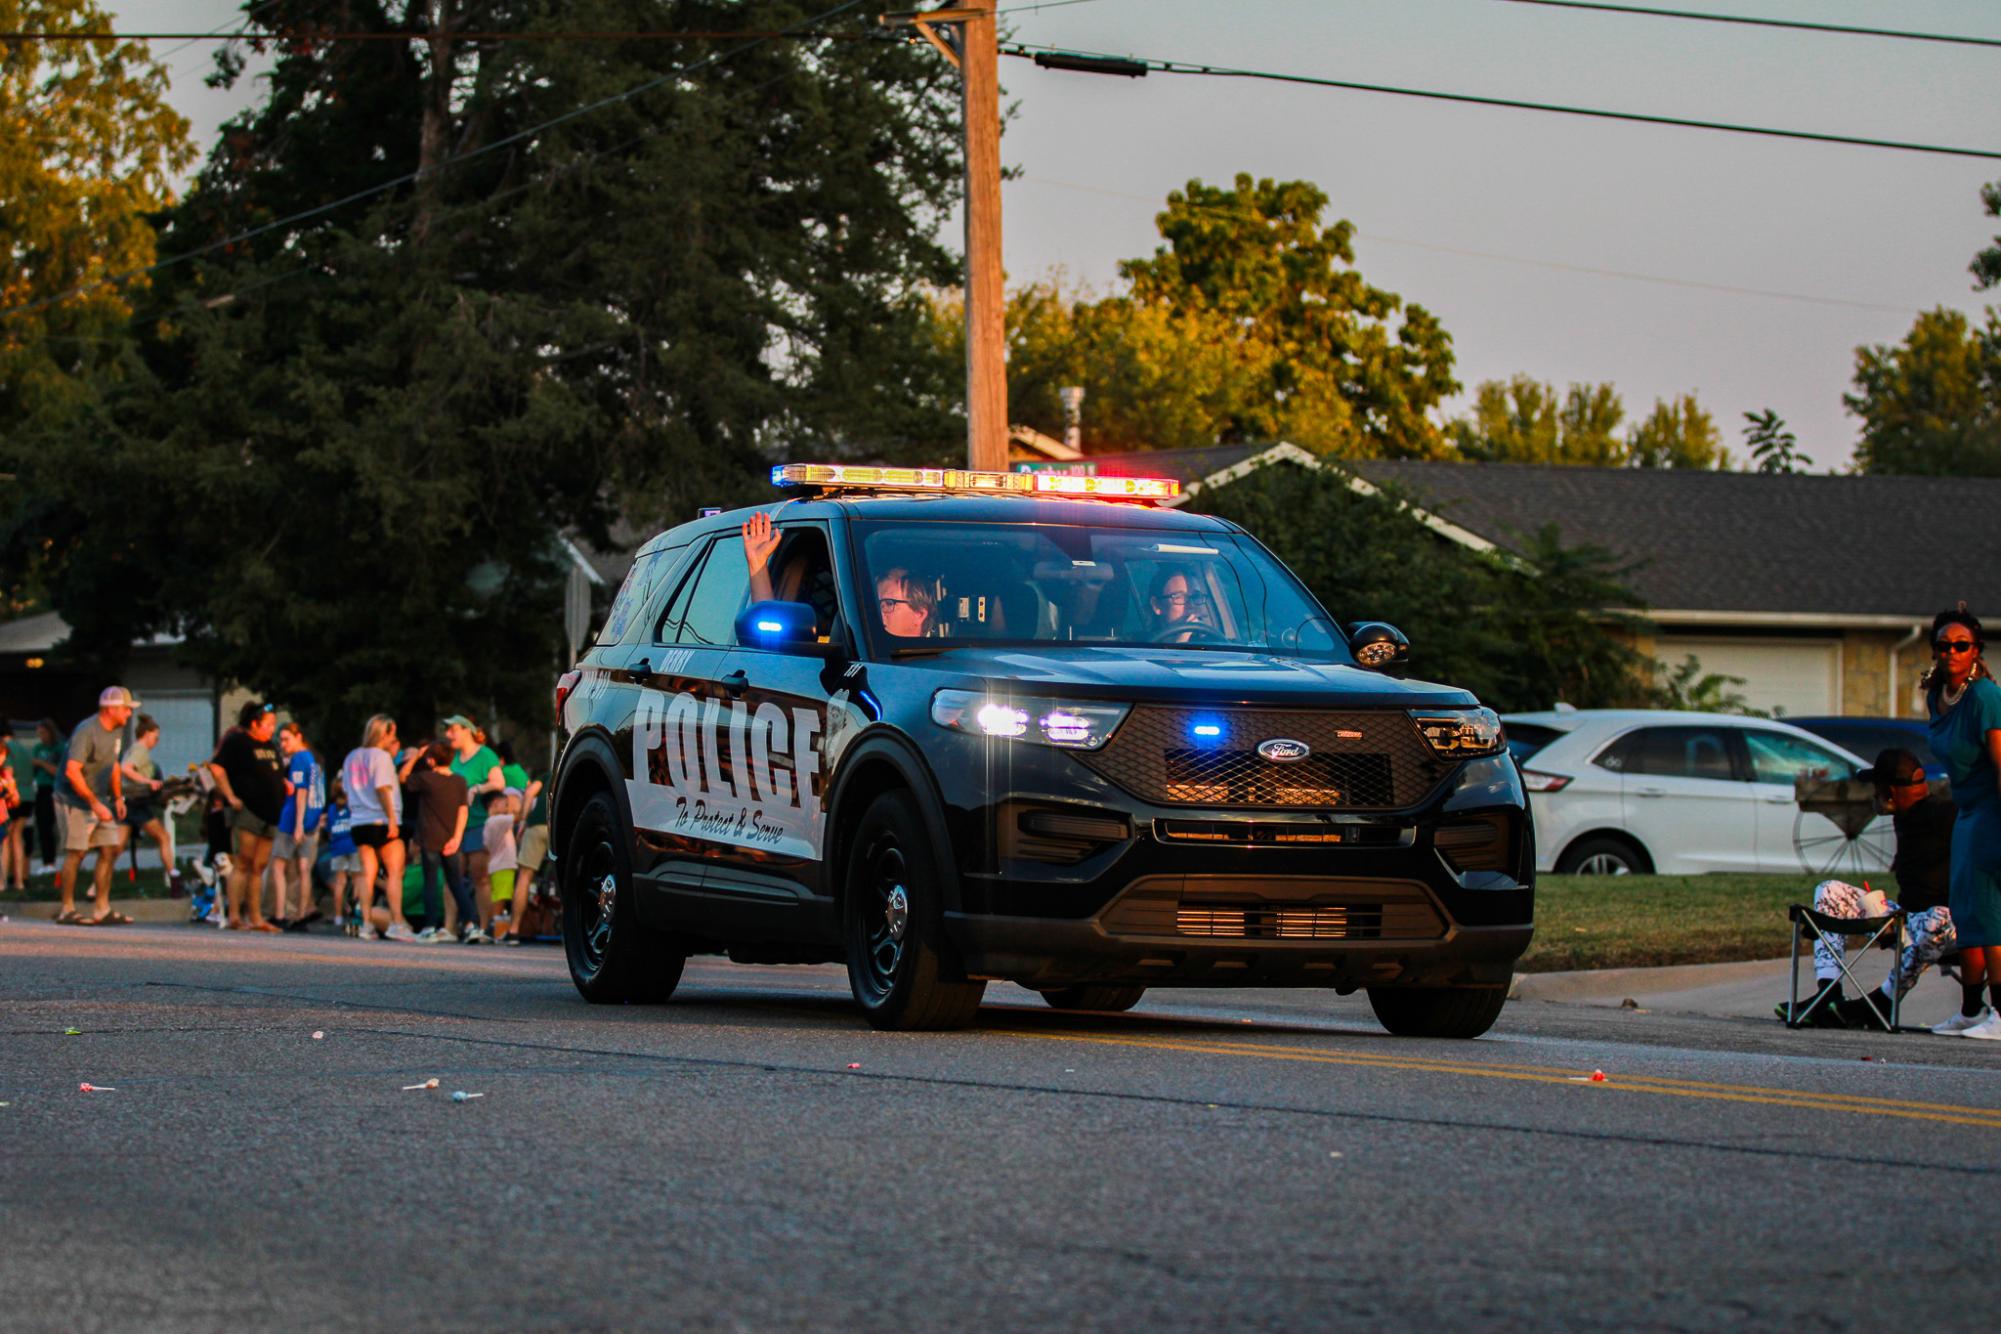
[883,5,1007,472]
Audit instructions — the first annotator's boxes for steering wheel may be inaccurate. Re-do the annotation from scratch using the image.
[1150,621,1230,645]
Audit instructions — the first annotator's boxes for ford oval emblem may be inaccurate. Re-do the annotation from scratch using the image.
[1257,738,1312,763]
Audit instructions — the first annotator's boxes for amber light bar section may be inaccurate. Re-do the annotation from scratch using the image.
[770,463,1180,501]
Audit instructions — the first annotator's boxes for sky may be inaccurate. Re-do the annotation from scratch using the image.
[126,0,2001,469]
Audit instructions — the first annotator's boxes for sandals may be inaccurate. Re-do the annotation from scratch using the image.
[72,911,133,927]
[55,908,81,925]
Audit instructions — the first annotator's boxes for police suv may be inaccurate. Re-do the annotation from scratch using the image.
[549,464,1534,1036]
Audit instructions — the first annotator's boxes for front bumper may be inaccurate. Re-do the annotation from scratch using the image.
[930,742,1534,990]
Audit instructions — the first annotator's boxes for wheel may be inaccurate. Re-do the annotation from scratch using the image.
[1039,985,1146,1013]
[561,790,684,1004]
[843,789,986,1031]
[1792,810,1895,878]
[1367,986,1509,1039]
[1555,834,1651,876]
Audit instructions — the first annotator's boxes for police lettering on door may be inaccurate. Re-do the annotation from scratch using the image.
[629,687,825,860]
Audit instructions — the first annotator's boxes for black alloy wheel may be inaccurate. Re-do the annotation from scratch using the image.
[561,791,684,1004]
[843,789,986,1031]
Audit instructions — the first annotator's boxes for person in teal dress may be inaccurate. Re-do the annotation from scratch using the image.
[1925,606,2001,1039]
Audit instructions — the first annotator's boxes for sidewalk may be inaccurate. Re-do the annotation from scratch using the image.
[1512,954,1967,1028]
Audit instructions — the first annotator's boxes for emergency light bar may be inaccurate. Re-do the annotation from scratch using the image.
[769,462,1180,501]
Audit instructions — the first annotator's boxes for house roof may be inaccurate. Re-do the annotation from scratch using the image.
[1035,445,2001,622]
[1344,460,2001,620]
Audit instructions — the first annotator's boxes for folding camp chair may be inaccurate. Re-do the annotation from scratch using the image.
[1785,902,1907,1032]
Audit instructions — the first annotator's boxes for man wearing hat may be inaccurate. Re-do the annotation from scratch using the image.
[54,686,139,925]
[1782,748,1959,1028]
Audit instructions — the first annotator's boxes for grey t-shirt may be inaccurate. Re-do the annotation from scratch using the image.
[58,717,124,810]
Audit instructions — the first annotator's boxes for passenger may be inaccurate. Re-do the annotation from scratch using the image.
[1778,748,1958,1028]
[742,509,839,632]
[1148,566,1216,640]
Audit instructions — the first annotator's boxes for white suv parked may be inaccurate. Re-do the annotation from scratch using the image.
[1503,709,1878,876]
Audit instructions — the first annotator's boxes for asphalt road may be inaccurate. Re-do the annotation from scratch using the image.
[6,920,2001,1332]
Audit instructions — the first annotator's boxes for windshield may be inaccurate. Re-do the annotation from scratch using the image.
[852,519,1349,661]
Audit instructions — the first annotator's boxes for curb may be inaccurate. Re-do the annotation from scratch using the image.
[6,899,191,924]
[1509,956,1795,1004]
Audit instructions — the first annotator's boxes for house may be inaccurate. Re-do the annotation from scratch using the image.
[1029,444,2001,719]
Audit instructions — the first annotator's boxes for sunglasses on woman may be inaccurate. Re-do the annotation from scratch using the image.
[1937,640,1978,654]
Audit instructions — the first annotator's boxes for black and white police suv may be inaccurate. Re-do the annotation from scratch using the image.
[548,463,1534,1036]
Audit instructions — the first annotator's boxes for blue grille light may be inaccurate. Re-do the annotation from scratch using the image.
[1190,717,1225,743]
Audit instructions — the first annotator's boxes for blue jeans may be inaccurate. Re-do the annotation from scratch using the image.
[419,848,475,932]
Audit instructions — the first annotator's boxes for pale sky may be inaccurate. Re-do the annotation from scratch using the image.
[130,0,2001,468]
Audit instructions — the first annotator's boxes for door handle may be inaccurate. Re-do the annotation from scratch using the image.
[1634,787,1666,798]
[1761,795,1792,805]
[632,657,651,678]
[719,669,749,698]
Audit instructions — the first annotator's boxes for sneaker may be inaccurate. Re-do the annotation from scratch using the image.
[1962,1011,2001,1041]
[1932,1007,1992,1036]
[414,926,443,944]
[461,926,493,945]
[501,935,523,947]
[1774,996,1847,1029]
[383,922,416,943]
[1834,994,1897,1030]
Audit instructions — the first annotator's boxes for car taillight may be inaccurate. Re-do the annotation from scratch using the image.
[554,669,582,722]
[1519,769,1571,793]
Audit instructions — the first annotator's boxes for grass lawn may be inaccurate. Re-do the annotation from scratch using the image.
[1520,873,1839,973]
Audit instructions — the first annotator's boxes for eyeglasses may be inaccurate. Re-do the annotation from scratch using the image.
[1152,592,1213,608]
[879,598,926,613]
[1937,641,1978,655]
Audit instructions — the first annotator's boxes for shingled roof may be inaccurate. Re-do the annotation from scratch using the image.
[1342,461,2001,619]
[1046,446,2001,621]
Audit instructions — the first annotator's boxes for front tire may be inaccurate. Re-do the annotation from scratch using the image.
[843,789,986,1031]
[1040,985,1146,1013]
[562,791,684,1004]
[1367,986,1508,1039]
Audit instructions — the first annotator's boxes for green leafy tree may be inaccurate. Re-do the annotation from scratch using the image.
[2,0,963,745]
[1847,308,2001,476]
[0,0,193,420]
[1628,394,1727,469]
[1001,175,1458,458]
[1449,376,1625,464]
[1650,654,1757,715]
[1974,180,2001,292]
[1186,462,1656,711]
[1741,408,1810,474]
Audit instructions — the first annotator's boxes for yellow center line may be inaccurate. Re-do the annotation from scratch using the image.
[1002,1029,2001,1129]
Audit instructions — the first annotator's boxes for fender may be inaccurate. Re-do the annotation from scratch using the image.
[549,727,632,866]
[823,726,965,914]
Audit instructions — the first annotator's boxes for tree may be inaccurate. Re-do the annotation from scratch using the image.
[1448,376,1623,464]
[0,0,193,420]
[1,0,965,746]
[1975,180,2001,292]
[1847,308,2001,476]
[1741,408,1810,474]
[1626,393,1726,470]
[1185,461,1658,711]
[997,175,1458,458]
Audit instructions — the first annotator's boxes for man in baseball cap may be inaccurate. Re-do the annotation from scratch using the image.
[54,687,141,924]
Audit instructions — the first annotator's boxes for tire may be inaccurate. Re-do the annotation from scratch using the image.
[561,790,685,1004]
[1040,985,1146,1013]
[1367,986,1509,1039]
[1555,833,1651,876]
[843,789,986,1031]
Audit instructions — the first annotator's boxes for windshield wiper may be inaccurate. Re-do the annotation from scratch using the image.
[889,643,971,659]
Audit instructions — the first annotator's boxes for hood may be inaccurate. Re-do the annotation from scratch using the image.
[903,645,1482,709]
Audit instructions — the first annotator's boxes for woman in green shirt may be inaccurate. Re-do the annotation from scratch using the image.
[30,719,61,875]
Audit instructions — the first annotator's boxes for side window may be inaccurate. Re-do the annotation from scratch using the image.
[1744,730,1855,784]
[599,544,683,646]
[1627,726,1739,781]
[654,540,712,645]
[763,527,842,640]
[676,535,752,647]
[1594,732,1641,773]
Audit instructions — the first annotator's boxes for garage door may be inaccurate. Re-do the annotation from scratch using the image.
[139,690,218,782]
[1653,637,1839,718]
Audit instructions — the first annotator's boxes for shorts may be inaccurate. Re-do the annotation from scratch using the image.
[328,852,361,873]
[518,823,549,873]
[490,868,517,904]
[461,821,486,855]
[229,807,277,841]
[59,803,126,853]
[272,829,320,861]
[351,823,395,850]
[123,798,158,829]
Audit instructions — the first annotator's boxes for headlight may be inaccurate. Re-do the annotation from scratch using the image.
[931,690,1129,750]
[1411,707,1505,757]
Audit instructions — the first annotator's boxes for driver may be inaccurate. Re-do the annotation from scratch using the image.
[1148,566,1216,641]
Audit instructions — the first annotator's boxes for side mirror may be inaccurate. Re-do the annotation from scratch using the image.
[736,601,836,657]
[1347,621,1411,675]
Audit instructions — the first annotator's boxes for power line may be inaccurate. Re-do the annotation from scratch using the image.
[995,0,1115,13]
[0,28,861,42]
[1495,0,2001,50]
[1001,41,2001,161]
[0,0,870,323]
[1015,174,1924,316]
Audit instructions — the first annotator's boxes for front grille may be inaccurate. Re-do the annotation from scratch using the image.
[1103,875,1447,941]
[1077,707,1448,810]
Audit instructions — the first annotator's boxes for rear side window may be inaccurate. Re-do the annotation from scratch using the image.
[1505,722,1561,765]
[1606,726,1740,781]
[659,535,751,647]
[597,543,684,646]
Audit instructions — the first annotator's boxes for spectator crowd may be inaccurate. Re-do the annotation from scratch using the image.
[1,691,553,944]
